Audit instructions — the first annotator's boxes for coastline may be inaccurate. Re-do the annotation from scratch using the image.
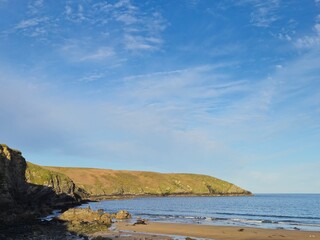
[88,192,253,201]
[111,221,320,240]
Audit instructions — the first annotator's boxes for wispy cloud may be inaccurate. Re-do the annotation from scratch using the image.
[295,16,320,49]
[14,16,48,30]
[28,0,44,15]
[60,39,118,63]
[78,72,104,82]
[92,0,166,51]
[124,34,163,50]
[64,1,86,23]
[11,16,55,38]
[239,0,281,27]
[55,0,167,53]
[79,47,115,61]
[3,0,167,54]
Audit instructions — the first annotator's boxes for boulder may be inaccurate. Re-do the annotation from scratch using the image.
[57,207,113,235]
[115,210,131,220]
[58,207,112,225]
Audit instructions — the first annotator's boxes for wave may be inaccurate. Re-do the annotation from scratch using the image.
[137,211,320,222]
[135,212,320,230]
[212,211,320,220]
[137,210,320,222]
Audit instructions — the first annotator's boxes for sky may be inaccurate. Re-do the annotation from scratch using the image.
[0,0,319,193]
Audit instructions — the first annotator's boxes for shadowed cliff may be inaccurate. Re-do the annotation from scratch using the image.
[0,144,87,225]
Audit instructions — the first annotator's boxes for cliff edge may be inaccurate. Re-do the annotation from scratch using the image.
[0,144,87,225]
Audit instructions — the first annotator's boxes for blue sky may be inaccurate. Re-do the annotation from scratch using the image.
[0,0,319,193]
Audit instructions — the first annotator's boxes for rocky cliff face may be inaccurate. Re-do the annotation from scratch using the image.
[0,144,28,210]
[0,144,87,225]
[26,162,89,205]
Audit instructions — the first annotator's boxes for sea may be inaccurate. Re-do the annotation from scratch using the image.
[80,194,320,231]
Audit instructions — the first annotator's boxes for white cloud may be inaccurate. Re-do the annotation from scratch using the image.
[60,39,118,63]
[116,13,138,25]
[9,16,55,38]
[241,0,281,27]
[28,0,44,15]
[79,47,115,61]
[124,34,162,50]
[64,1,86,22]
[93,0,167,51]
[65,4,72,16]
[3,0,167,55]
[14,17,48,29]
[78,72,104,82]
[295,23,320,49]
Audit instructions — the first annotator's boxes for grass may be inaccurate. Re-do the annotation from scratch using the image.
[26,162,71,186]
[43,166,250,197]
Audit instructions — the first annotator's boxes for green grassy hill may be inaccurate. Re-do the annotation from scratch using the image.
[43,166,251,198]
[26,162,89,199]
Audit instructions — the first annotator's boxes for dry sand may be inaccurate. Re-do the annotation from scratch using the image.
[110,221,320,240]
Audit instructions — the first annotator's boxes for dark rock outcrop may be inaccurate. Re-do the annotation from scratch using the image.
[25,162,89,207]
[0,144,29,224]
[0,144,87,225]
[0,144,27,205]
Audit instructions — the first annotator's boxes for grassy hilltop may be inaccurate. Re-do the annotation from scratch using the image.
[42,166,251,198]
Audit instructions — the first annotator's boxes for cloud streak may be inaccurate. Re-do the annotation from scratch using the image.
[238,0,281,27]
[3,0,166,56]
[1,0,319,193]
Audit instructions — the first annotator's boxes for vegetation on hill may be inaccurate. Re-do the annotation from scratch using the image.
[44,167,251,198]
[26,162,89,199]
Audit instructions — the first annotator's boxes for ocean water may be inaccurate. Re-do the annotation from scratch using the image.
[83,194,320,231]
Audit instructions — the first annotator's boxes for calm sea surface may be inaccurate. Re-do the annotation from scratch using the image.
[82,194,320,231]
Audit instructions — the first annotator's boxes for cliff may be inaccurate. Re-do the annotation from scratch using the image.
[44,167,251,198]
[25,162,89,203]
[0,144,28,211]
[0,144,86,225]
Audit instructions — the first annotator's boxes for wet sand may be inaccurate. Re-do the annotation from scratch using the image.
[113,221,320,240]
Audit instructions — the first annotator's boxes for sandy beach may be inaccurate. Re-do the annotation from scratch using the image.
[108,221,320,240]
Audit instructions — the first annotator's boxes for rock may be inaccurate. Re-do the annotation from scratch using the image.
[133,218,147,225]
[0,144,29,224]
[58,208,112,225]
[115,210,131,220]
[57,207,113,235]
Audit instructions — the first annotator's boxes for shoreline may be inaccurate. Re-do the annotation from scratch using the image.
[87,192,253,201]
[111,221,320,240]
